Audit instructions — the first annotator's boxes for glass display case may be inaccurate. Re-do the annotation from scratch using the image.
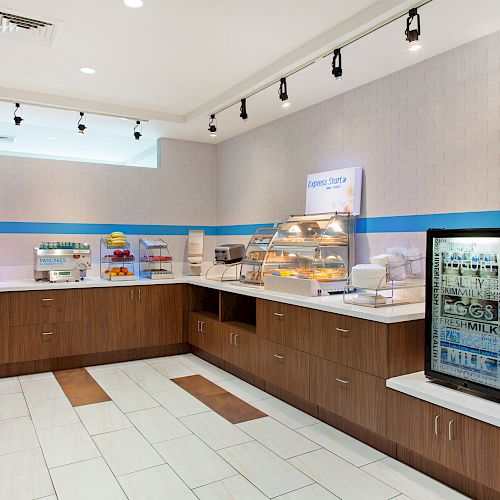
[100,237,136,281]
[261,213,354,293]
[239,227,279,286]
[139,238,174,279]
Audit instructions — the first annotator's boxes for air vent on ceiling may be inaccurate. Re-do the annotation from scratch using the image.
[0,136,15,143]
[0,10,58,46]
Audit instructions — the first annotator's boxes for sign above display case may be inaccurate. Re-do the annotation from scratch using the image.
[305,167,362,216]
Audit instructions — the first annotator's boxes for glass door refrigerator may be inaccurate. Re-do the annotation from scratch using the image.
[425,228,499,400]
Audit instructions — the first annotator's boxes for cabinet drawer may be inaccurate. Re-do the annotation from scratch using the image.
[9,321,86,362]
[311,311,388,378]
[257,337,310,400]
[188,313,220,357]
[314,358,386,436]
[257,299,311,352]
[9,290,85,326]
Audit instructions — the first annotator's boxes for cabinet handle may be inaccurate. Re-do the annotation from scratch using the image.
[234,334,239,347]
[336,328,350,334]
[130,289,134,300]
[138,289,141,301]
[41,331,53,336]
[197,320,201,331]
[434,415,440,436]
[274,354,284,359]
[230,332,234,345]
[200,321,205,333]
[273,312,285,318]
[335,377,350,385]
[448,420,454,441]
[41,298,53,302]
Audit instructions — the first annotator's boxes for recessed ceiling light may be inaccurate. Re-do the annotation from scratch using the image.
[80,67,95,74]
[124,0,143,8]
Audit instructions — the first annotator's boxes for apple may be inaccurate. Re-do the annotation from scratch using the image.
[114,250,123,257]
[123,249,130,256]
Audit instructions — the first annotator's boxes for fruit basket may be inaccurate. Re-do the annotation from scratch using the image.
[100,232,137,281]
[139,238,175,280]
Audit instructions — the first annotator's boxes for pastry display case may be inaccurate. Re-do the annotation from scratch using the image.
[261,213,354,293]
[239,227,279,286]
[139,238,174,280]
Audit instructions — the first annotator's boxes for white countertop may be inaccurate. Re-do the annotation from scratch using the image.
[387,372,500,428]
[0,275,425,324]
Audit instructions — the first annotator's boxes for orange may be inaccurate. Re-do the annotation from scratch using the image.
[109,272,117,276]
[118,272,125,276]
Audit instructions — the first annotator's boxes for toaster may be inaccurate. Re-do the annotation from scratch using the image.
[214,244,245,264]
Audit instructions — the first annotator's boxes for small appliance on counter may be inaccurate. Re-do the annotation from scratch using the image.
[205,243,246,282]
[214,244,245,264]
[34,242,91,282]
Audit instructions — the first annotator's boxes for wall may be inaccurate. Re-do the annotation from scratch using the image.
[216,31,500,263]
[0,138,217,279]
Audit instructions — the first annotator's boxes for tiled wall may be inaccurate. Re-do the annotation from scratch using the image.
[216,31,500,262]
[0,138,217,278]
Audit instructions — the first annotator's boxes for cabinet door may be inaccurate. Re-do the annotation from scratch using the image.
[256,299,311,352]
[220,323,257,374]
[317,358,387,435]
[311,311,388,378]
[0,294,8,364]
[257,337,310,400]
[188,313,220,357]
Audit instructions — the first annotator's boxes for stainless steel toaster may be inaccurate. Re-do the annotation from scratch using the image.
[214,244,245,264]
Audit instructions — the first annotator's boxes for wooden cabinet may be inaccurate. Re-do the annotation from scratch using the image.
[388,390,500,492]
[311,311,388,378]
[220,322,257,374]
[188,312,220,357]
[312,357,387,435]
[257,337,310,400]
[0,294,8,364]
[257,299,311,352]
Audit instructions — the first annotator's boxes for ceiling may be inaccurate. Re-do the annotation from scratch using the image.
[0,0,499,145]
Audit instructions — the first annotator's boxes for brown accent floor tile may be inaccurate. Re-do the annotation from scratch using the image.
[173,374,266,424]
[54,368,111,407]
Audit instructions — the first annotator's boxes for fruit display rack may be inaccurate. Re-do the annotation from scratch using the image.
[139,238,174,280]
[100,234,137,281]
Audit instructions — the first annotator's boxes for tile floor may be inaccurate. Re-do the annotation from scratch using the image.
[0,353,469,500]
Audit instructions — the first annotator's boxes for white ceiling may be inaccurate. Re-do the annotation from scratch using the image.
[0,0,499,145]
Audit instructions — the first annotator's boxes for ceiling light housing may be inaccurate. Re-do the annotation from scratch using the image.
[332,48,342,80]
[208,114,217,137]
[124,0,144,8]
[279,77,290,107]
[80,67,95,74]
[13,102,23,126]
[77,112,86,134]
[406,8,421,51]
[134,120,142,140]
[240,98,248,121]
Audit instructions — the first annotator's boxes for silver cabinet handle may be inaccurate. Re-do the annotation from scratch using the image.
[138,289,141,301]
[448,420,454,441]
[335,377,350,384]
[197,320,201,332]
[41,331,53,336]
[234,333,239,347]
[434,415,440,436]
[336,328,350,334]
[274,354,284,359]
[41,298,53,302]
[273,312,285,317]
[200,321,205,333]
[230,332,234,345]
[130,289,134,300]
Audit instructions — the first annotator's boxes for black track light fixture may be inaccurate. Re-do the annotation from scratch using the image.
[332,49,342,80]
[279,77,290,108]
[77,112,87,134]
[13,103,23,126]
[239,98,248,121]
[134,120,142,140]
[208,114,217,137]
[405,7,421,51]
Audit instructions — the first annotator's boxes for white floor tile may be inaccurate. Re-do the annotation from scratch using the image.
[50,457,126,500]
[93,427,164,476]
[297,422,386,467]
[99,383,159,413]
[219,441,313,498]
[237,417,320,459]
[0,376,21,395]
[362,457,469,500]
[118,463,197,500]
[216,378,271,403]
[251,397,319,430]
[21,378,66,404]
[36,495,58,500]
[18,372,55,382]
[29,397,79,430]
[155,434,237,489]
[85,364,117,374]
[276,483,339,499]
[0,416,39,455]
[289,449,399,500]
[0,448,54,500]
[76,401,132,436]
[117,361,179,393]
[152,387,210,418]
[193,474,268,500]
[38,422,100,468]
[180,411,253,450]
[127,406,191,444]
[89,368,135,390]
[0,392,29,420]
[149,358,196,379]
[176,356,234,382]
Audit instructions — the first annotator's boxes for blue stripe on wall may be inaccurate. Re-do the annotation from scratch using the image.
[0,211,498,236]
